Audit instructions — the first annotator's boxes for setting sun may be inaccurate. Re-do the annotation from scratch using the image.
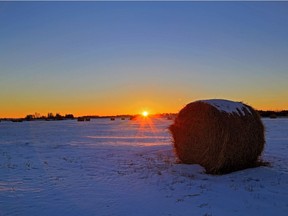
[142,111,149,117]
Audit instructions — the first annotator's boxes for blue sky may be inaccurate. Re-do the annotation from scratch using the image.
[0,2,287,117]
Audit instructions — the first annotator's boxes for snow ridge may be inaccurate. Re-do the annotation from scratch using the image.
[200,99,251,115]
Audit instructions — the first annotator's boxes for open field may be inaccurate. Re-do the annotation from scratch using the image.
[1,118,287,216]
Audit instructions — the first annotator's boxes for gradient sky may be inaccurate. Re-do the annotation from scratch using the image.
[1,2,288,117]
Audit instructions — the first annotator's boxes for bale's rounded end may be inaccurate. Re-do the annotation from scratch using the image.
[169,99,265,174]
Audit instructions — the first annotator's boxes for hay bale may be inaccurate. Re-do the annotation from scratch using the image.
[169,99,265,174]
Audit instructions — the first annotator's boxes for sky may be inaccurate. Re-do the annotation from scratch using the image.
[0,1,288,117]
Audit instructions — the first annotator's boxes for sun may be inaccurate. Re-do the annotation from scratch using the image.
[142,111,149,117]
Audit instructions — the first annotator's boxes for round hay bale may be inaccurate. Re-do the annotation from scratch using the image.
[169,99,265,174]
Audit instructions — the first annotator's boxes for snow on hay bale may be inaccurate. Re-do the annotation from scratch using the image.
[169,99,265,174]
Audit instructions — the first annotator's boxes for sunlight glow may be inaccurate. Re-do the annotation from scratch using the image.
[142,111,149,117]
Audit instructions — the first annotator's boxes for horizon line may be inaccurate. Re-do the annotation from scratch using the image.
[1,109,288,119]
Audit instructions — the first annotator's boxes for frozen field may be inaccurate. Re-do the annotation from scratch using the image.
[0,118,288,216]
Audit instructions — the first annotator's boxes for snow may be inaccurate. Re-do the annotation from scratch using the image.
[200,99,252,115]
[1,118,288,216]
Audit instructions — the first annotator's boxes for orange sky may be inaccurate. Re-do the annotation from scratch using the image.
[1,92,287,118]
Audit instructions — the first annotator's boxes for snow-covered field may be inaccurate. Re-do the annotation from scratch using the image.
[1,118,287,216]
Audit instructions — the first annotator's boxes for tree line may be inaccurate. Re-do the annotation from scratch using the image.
[1,110,287,122]
[24,113,75,121]
[258,110,288,118]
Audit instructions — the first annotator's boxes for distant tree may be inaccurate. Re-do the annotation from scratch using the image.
[34,112,41,119]
[25,114,34,121]
[279,110,288,117]
[55,113,64,120]
[47,113,54,119]
[65,114,74,119]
